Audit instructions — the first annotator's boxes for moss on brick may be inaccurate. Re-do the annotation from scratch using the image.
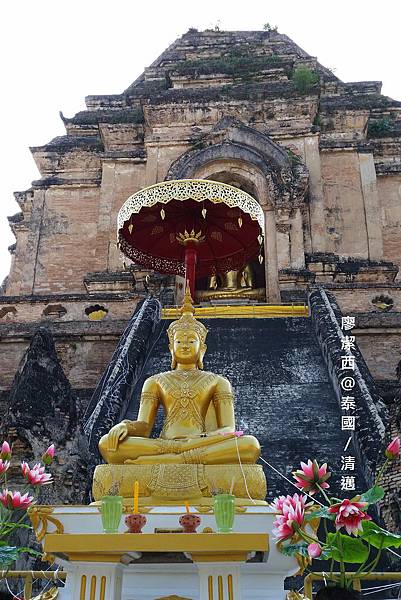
[367,117,400,138]
[170,47,286,79]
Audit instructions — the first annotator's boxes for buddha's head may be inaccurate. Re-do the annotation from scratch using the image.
[167,288,207,370]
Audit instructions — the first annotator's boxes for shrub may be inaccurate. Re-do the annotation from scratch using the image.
[292,66,319,93]
[367,117,395,138]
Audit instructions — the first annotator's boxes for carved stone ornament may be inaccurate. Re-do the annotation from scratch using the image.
[166,117,309,209]
[276,223,291,234]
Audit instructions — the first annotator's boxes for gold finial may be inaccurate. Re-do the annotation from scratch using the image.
[167,282,207,345]
[181,282,195,316]
[176,229,205,245]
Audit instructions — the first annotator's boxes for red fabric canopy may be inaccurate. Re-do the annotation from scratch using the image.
[118,199,261,278]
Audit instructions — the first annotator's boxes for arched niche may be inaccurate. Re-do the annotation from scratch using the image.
[165,118,309,302]
[193,160,276,300]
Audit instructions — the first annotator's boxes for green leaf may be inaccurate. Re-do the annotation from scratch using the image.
[280,541,310,557]
[327,532,370,563]
[360,485,385,504]
[359,520,401,549]
[305,507,334,520]
[319,549,333,561]
[2,522,31,530]
[17,546,42,558]
[0,546,19,567]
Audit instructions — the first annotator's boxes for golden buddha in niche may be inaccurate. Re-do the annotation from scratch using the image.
[99,290,260,466]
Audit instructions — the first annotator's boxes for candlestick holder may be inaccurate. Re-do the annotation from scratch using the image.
[179,513,201,533]
[125,513,147,533]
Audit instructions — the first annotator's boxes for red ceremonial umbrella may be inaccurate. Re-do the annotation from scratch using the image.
[117,180,265,298]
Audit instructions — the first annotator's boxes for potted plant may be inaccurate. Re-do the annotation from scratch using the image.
[273,437,401,599]
[0,441,55,571]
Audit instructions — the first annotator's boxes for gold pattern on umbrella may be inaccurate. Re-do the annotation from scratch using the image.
[117,180,265,297]
[176,229,206,246]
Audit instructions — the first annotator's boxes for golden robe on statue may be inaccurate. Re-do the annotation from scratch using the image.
[94,290,267,503]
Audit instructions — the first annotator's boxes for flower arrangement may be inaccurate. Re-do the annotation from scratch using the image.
[272,438,401,595]
[0,441,54,569]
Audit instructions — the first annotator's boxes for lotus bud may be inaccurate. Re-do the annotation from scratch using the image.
[42,444,55,466]
[0,441,11,461]
[385,437,400,460]
[308,543,322,558]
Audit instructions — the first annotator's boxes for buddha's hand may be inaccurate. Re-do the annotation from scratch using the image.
[107,422,129,451]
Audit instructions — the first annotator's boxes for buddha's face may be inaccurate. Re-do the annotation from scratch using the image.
[172,329,201,365]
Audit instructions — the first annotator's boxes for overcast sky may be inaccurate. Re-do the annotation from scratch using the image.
[1,0,400,285]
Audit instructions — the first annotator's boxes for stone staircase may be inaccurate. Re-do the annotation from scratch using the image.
[128,314,368,499]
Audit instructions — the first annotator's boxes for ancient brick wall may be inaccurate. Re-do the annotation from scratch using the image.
[377,174,401,267]
[320,151,370,257]
[380,401,401,532]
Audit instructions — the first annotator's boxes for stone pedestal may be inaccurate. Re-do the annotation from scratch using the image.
[92,463,267,502]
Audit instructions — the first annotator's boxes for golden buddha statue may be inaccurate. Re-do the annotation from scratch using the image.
[99,290,260,466]
[197,263,265,302]
[207,264,254,292]
[94,289,267,503]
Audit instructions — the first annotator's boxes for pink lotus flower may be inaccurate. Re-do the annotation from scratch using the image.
[0,489,34,510]
[21,461,30,477]
[0,459,10,474]
[293,459,331,495]
[23,463,53,486]
[272,493,309,513]
[385,437,400,460]
[42,444,55,466]
[0,441,11,461]
[308,542,322,558]
[328,498,372,535]
[272,496,305,541]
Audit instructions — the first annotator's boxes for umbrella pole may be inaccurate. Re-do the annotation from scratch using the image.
[184,244,197,300]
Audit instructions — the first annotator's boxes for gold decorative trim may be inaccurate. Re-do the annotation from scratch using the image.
[163,304,308,319]
[208,576,214,600]
[44,532,268,563]
[118,179,265,233]
[80,575,86,600]
[99,577,106,600]
[93,463,267,501]
[90,575,96,600]
[195,288,266,303]
[28,507,64,542]
[33,587,59,600]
